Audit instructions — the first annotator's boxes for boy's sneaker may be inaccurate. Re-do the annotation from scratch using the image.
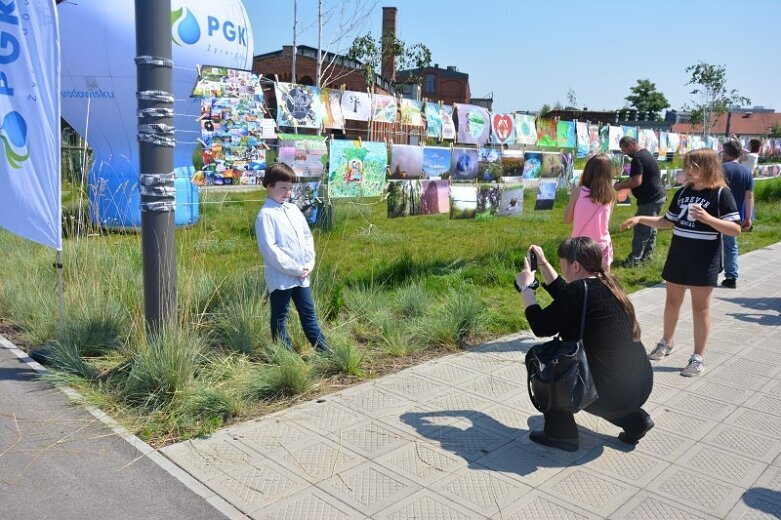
[721,278,737,289]
[681,354,704,377]
[648,339,673,360]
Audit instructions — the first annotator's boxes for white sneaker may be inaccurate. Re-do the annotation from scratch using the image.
[681,354,704,377]
[648,338,673,360]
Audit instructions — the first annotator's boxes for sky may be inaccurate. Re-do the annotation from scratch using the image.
[242,0,781,114]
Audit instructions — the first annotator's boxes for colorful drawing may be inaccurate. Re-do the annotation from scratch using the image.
[600,125,609,153]
[420,179,450,215]
[425,102,442,138]
[193,66,261,99]
[556,120,576,149]
[387,180,422,218]
[514,114,537,145]
[623,126,638,140]
[441,105,456,140]
[610,152,625,179]
[449,184,478,219]
[274,82,323,129]
[640,129,659,155]
[372,94,397,124]
[690,135,704,150]
[277,133,327,177]
[588,124,601,155]
[608,125,624,151]
[667,132,680,156]
[491,113,516,145]
[534,181,557,210]
[522,151,543,179]
[498,184,524,216]
[450,147,479,180]
[535,118,557,147]
[576,122,589,158]
[478,148,502,181]
[679,134,690,154]
[390,144,424,179]
[561,152,574,184]
[400,98,423,126]
[328,139,388,198]
[340,90,372,121]
[422,146,451,178]
[500,150,525,178]
[454,103,491,145]
[290,181,320,225]
[321,89,344,130]
[658,131,668,161]
[476,184,503,218]
[541,152,564,178]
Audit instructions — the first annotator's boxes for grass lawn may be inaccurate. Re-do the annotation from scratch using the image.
[2,177,780,445]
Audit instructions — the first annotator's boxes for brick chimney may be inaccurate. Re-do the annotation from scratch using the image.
[381,7,397,82]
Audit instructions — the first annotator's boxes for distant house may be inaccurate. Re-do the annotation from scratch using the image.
[672,111,781,139]
[396,65,471,106]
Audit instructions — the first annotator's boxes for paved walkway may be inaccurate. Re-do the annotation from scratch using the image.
[2,243,781,519]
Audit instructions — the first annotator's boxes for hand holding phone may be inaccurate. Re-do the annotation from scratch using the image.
[529,250,538,271]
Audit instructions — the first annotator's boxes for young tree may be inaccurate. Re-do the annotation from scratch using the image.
[625,79,670,120]
[684,62,750,136]
[539,104,551,117]
[566,88,577,109]
[346,33,431,89]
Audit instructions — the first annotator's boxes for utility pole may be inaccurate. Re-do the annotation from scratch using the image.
[291,0,297,82]
[135,0,177,331]
[316,0,322,87]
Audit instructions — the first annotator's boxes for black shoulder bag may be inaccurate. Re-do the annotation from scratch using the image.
[525,280,599,414]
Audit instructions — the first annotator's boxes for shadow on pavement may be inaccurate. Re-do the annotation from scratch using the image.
[742,488,781,516]
[0,357,38,383]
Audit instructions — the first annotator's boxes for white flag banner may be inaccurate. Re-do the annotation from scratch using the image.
[0,0,61,250]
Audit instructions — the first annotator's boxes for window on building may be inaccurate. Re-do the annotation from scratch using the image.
[425,74,435,95]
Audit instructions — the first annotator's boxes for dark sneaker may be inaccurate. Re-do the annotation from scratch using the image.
[721,278,737,289]
[529,431,578,452]
[618,416,655,445]
[615,258,639,268]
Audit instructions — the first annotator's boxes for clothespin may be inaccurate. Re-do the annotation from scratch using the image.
[262,142,270,150]
[358,135,362,146]
[274,74,279,83]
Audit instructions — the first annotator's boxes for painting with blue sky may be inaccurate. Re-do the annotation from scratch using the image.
[422,146,451,178]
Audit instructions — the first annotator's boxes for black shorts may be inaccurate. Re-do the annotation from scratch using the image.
[662,236,722,287]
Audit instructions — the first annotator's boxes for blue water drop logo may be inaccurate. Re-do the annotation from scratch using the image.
[171,7,200,46]
[1,111,29,169]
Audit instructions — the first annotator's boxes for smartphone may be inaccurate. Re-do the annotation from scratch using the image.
[529,250,538,271]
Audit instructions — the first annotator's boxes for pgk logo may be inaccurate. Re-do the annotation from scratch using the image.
[171,7,201,46]
[0,111,29,169]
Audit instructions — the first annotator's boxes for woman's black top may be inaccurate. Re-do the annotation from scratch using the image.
[525,276,653,413]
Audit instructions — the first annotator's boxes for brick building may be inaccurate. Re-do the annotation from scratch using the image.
[396,65,471,106]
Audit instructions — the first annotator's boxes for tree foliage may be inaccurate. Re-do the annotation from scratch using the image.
[539,104,551,117]
[625,79,669,120]
[347,32,432,89]
[684,62,750,136]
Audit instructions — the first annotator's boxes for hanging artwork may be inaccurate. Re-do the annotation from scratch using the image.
[658,131,668,161]
[561,152,574,185]
[193,66,261,99]
[420,179,450,214]
[666,133,680,156]
[277,133,327,177]
[690,135,704,150]
[600,125,609,153]
[389,144,424,179]
[498,184,524,216]
[449,185,478,219]
[640,129,659,155]
[341,90,372,121]
[608,125,624,151]
[372,94,397,124]
[587,124,600,155]
[541,152,564,178]
[500,150,525,179]
[491,113,516,145]
[454,103,491,145]
[422,146,451,178]
[534,180,557,210]
[441,105,456,140]
[274,82,323,129]
[679,134,690,154]
[290,181,320,225]
[610,152,625,179]
[451,147,479,180]
[522,151,543,180]
[400,98,424,126]
[479,148,502,182]
[576,122,590,158]
[425,102,442,138]
[514,114,537,145]
[387,180,422,218]
[477,184,503,219]
[556,120,576,149]
[623,126,638,140]
[327,139,388,198]
[320,89,344,130]
[535,118,557,147]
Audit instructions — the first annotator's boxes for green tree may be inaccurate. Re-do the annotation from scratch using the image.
[347,33,431,89]
[625,79,670,120]
[769,122,781,138]
[539,104,551,117]
[684,62,750,136]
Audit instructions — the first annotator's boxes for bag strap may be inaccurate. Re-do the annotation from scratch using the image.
[578,280,589,340]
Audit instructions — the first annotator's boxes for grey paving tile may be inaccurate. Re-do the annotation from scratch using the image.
[430,464,533,517]
[649,366,699,389]
[742,393,781,417]
[489,490,600,519]
[724,490,781,520]
[686,378,754,405]
[374,440,467,486]
[424,422,514,462]
[333,385,410,419]
[631,427,698,463]
[705,366,771,391]
[504,392,547,416]
[700,423,781,464]
[283,400,366,434]
[650,407,720,440]
[662,391,737,421]
[538,467,640,517]
[447,351,514,373]
[576,442,669,487]
[668,348,733,368]
[724,408,781,438]
[373,373,452,402]
[490,362,528,384]
[315,462,419,516]
[751,465,781,498]
[675,444,767,487]
[646,382,681,405]
[373,489,484,520]
[721,357,781,379]
[411,361,484,386]
[610,491,720,520]
[471,440,567,488]
[248,486,365,520]
[459,374,522,404]
[268,436,366,484]
[162,437,259,483]
[327,419,412,460]
[759,379,781,397]
[742,346,781,366]
[421,390,495,416]
[482,402,542,432]
[225,417,320,456]
[645,466,746,518]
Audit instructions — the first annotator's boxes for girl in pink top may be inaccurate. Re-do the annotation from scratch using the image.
[565,154,615,270]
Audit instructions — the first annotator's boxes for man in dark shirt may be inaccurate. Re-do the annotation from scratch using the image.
[613,136,667,266]
[720,140,754,288]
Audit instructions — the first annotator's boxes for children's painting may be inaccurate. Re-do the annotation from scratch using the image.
[600,124,609,153]
[491,113,516,145]
[399,98,424,126]
[420,179,449,215]
[666,132,680,156]
[556,120,576,149]
[441,105,456,140]
[608,125,624,151]
[541,152,564,178]
[328,139,388,198]
[454,103,491,145]
[277,133,327,177]
[498,184,524,216]
[500,150,525,179]
[640,129,659,155]
[387,180,422,218]
[535,118,557,147]
[515,114,537,145]
[193,66,261,99]
[622,126,638,140]
[610,152,625,179]
[561,152,574,185]
[476,184,503,219]
[449,184,478,219]
[450,147,479,180]
[389,144,424,179]
[522,151,543,179]
[534,180,557,210]
[425,102,443,138]
[576,122,589,158]
[422,146,451,178]
[372,94,397,124]
[478,148,502,182]
[290,181,320,225]
[340,90,372,121]
[320,88,344,130]
[588,124,601,155]
[274,82,323,129]
[658,131,668,161]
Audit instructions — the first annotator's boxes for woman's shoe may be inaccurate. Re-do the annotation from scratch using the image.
[529,431,578,452]
[618,416,655,445]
